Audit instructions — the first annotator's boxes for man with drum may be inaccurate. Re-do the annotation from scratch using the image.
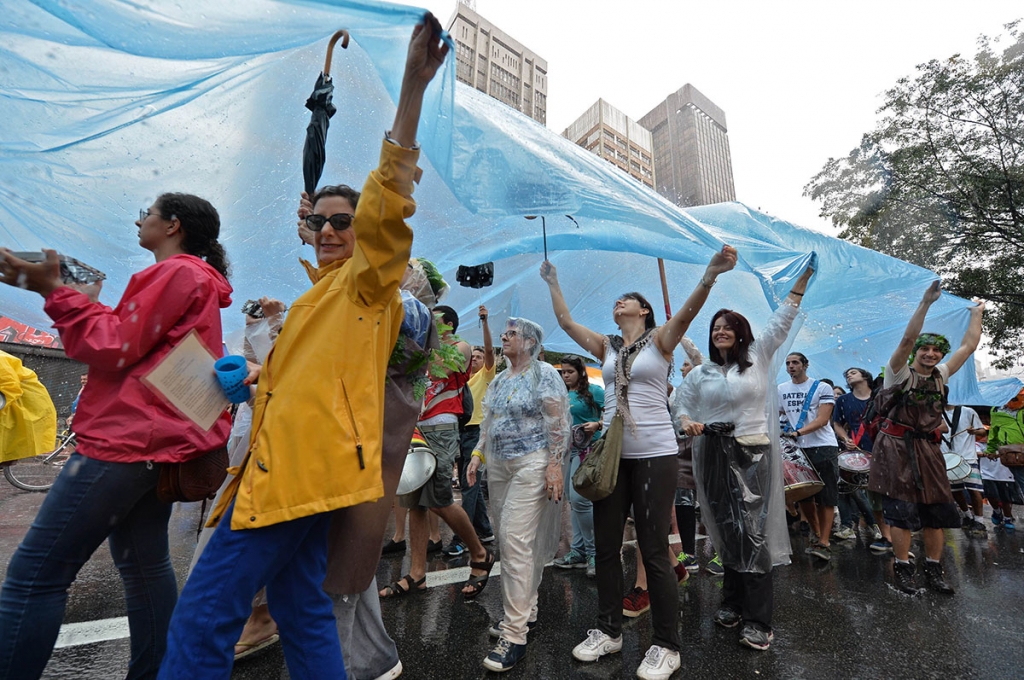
[866,282,985,595]
[940,397,987,536]
[833,367,889,549]
[778,352,841,562]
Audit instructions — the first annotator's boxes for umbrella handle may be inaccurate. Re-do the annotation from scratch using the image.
[324,30,350,76]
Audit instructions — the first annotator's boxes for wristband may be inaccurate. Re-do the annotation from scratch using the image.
[700,275,716,289]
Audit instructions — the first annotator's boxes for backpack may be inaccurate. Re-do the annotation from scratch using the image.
[458,386,474,429]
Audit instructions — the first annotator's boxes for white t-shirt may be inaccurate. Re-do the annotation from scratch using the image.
[940,406,982,463]
[602,341,676,459]
[778,377,838,448]
[979,441,1015,482]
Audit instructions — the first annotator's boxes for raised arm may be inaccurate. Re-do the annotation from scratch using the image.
[655,245,737,358]
[480,305,494,370]
[390,14,448,149]
[889,281,940,374]
[942,300,985,377]
[540,260,607,361]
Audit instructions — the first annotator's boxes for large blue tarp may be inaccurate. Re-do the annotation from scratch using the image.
[1,0,1019,405]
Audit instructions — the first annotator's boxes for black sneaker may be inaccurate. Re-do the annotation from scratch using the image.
[482,637,527,672]
[381,539,406,555]
[713,607,741,629]
[442,539,466,557]
[893,560,920,595]
[427,539,443,554]
[923,560,955,595]
[739,624,773,651]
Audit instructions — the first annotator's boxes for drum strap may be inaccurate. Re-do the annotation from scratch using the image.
[784,380,820,434]
[941,406,962,448]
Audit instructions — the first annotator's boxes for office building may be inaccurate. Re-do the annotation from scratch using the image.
[563,99,655,189]
[447,2,548,124]
[639,84,736,207]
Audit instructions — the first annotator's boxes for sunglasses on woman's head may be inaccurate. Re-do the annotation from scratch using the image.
[305,213,354,232]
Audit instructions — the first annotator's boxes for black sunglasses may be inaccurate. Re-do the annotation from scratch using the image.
[305,213,354,232]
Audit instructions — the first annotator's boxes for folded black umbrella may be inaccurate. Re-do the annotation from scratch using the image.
[456,262,494,289]
[302,31,349,198]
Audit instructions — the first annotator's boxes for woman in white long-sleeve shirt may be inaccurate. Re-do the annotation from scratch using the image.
[675,265,813,652]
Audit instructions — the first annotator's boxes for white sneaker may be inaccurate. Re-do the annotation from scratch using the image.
[636,645,681,679]
[572,629,623,662]
[371,659,402,680]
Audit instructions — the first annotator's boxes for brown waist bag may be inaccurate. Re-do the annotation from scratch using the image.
[998,444,1024,467]
[156,447,229,503]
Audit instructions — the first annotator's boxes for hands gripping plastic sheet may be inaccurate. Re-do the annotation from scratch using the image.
[1,0,1019,405]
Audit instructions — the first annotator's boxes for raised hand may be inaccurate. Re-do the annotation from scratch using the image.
[403,14,448,91]
[922,280,941,304]
[478,304,488,322]
[707,245,738,277]
[539,260,558,286]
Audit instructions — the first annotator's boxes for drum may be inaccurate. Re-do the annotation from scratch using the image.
[838,451,872,489]
[944,452,970,482]
[781,438,824,504]
[396,446,437,497]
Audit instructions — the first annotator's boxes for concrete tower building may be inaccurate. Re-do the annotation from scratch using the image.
[639,84,736,208]
[447,2,548,125]
[563,99,655,189]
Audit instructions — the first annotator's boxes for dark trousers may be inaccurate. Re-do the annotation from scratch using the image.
[838,488,875,528]
[722,566,774,630]
[458,425,493,538]
[593,455,679,651]
[0,453,173,680]
[674,502,697,556]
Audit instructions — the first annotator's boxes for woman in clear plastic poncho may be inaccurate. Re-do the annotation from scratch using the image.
[674,264,813,651]
[466,317,570,672]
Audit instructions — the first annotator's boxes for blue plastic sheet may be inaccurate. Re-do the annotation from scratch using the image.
[1,0,1019,406]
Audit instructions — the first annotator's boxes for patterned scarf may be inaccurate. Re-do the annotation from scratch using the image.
[610,329,657,437]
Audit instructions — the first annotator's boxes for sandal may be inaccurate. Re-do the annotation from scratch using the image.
[234,633,279,661]
[462,550,495,600]
[380,574,426,599]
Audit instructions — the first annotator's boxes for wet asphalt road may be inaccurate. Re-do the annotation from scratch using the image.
[2,480,1023,679]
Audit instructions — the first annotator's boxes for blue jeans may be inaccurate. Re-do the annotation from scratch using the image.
[458,426,493,538]
[159,500,343,680]
[565,451,595,556]
[0,453,174,680]
[837,488,875,528]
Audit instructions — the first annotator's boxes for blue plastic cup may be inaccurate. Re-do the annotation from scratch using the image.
[214,355,251,403]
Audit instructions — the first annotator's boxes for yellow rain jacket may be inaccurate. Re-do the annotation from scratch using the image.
[209,141,417,530]
[0,350,57,462]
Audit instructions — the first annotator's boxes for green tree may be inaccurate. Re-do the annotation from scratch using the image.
[805,22,1024,370]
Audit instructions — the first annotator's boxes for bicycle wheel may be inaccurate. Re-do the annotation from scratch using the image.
[3,438,73,492]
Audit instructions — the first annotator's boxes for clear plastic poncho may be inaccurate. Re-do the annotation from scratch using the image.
[477,317,571,585]
[673,303,802,573]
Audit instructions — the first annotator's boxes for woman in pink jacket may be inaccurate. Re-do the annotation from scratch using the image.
[0,193,232,680]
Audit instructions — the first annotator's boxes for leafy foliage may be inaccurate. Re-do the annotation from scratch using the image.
[805,22,1024,369]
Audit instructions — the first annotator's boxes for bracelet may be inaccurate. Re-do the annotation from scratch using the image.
[791,291,804,297]
[383,130,421,151]
[700,275,716,289]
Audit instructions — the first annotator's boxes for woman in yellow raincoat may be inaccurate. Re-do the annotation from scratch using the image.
[0,350,56,462]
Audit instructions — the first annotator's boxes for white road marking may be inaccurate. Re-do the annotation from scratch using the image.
[53,533,705,649]
[54,616,129,649]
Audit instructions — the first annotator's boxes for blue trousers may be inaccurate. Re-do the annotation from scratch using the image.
[458,426,494,538]
[566,452,595,556]
[0,453,174,680]
[158,501,344,680]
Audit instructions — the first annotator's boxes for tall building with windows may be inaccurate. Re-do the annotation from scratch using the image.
[639,84,736,208]
[563,99,655,189]
[447,2,548,125]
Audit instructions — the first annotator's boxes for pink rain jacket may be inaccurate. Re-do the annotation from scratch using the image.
[44,254,232,463]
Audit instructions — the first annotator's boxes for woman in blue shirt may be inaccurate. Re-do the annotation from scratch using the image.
[552,354,604,577]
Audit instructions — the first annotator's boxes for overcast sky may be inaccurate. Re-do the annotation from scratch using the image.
[404,0,1021,236]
